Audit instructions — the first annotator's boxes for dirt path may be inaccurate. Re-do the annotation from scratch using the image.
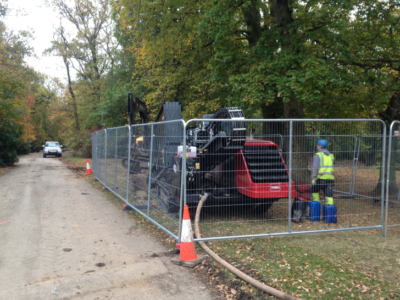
[0,153,213,299]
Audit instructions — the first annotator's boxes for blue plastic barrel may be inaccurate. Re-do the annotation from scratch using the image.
[323,204,337,224]
[308,201,321,222]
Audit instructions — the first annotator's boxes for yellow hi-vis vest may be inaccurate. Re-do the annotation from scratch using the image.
[316,152,334,180]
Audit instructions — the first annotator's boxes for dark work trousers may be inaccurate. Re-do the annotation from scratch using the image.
[311,179,334,197]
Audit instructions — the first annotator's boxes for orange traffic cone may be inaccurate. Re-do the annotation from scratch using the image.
[180,205,198,261]
[171,205,205,267]
[86,159,92,175]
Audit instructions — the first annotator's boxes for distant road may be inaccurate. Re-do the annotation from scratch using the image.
[0,153,212,299]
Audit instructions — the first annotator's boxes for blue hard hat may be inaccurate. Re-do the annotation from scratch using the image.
[317,139,328,147]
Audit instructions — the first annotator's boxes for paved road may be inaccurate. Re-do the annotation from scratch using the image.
[0,153,213,299]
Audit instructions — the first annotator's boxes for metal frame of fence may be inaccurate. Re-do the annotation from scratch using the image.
[92,118,388,243]
[92,120,186,242]
[385,121,400,235]
[185,119,386,241]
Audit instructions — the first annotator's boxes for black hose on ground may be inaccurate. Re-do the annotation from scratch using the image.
[194,193,302,300]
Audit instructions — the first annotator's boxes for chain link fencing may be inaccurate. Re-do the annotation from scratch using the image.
[92,119,387,242]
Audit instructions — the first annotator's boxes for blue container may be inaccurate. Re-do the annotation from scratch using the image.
[323,204,337,224]
[308,201,321,222]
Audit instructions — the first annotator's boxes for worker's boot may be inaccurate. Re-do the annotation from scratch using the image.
[312,193,320,202]
[326,197,334,205]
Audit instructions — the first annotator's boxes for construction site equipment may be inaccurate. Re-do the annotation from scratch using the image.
[308,201,321,222]
[323,204,337,223]
[122,93,296,214]
[93,118,388,241]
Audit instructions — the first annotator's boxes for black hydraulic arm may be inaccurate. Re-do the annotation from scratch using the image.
[127,92,150,125]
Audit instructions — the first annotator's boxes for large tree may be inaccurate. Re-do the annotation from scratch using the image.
[45,24,81,131]
[50,0,117,128]
[0,19,38,165]
[113,0,219,119]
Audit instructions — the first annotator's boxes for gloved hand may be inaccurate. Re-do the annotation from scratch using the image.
[312,180,316,185]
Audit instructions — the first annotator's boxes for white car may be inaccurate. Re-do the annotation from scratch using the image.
[42,141,63,158]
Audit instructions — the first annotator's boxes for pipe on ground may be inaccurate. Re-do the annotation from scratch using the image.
[194,193,301,300]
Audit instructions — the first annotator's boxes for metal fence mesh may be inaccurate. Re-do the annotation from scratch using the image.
[291,121,385,234]
[185,120,385,240]
[92,119,387,242]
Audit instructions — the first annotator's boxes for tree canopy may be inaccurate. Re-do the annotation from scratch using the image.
[112,0,400,122]
[3,0,400,164]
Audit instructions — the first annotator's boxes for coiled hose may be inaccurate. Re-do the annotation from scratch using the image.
[194,193,301,300]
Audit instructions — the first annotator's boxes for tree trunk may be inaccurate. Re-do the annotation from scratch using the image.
[240,0,262,48]
[375,90,400,194]
[269,0,307,183]
[283,98,308,183]
[261,98,284,148]
[63,57,80,131]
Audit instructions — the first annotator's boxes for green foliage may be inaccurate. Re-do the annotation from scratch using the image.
[68,131,92,158]
[0,20,28,166]
[0,121,22,166]
[112,0,400,120]
[90,48,136,128]
[97,81,131,127]
[16,141,31,155]
[113,0,221,119]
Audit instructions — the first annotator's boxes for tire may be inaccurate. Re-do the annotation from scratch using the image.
[43,154,46,158]
[58,154,62,158]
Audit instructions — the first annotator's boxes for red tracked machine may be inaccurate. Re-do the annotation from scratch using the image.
[124,93,297,214]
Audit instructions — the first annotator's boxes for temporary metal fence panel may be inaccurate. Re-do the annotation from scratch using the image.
[104,126,130,200]
[91,121,185,241]
[184,119,386,242]
[291,121,385,236]
[146,120,186,240]
[184,119,294,240]
[385,121,400,235]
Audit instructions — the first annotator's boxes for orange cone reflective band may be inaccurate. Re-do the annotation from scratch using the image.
[86,159,92,175]
[179,205,198,261]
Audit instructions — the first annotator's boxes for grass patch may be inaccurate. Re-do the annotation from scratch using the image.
[205,231,400,299]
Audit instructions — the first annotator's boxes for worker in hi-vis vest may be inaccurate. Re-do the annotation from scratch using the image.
[311,139,334,205]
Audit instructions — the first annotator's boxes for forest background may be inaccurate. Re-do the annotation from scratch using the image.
[1,0,400,170]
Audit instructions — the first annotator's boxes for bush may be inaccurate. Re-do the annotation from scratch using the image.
[0,123,22,167]
[68,131,92,158]
[17,141,31,155]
